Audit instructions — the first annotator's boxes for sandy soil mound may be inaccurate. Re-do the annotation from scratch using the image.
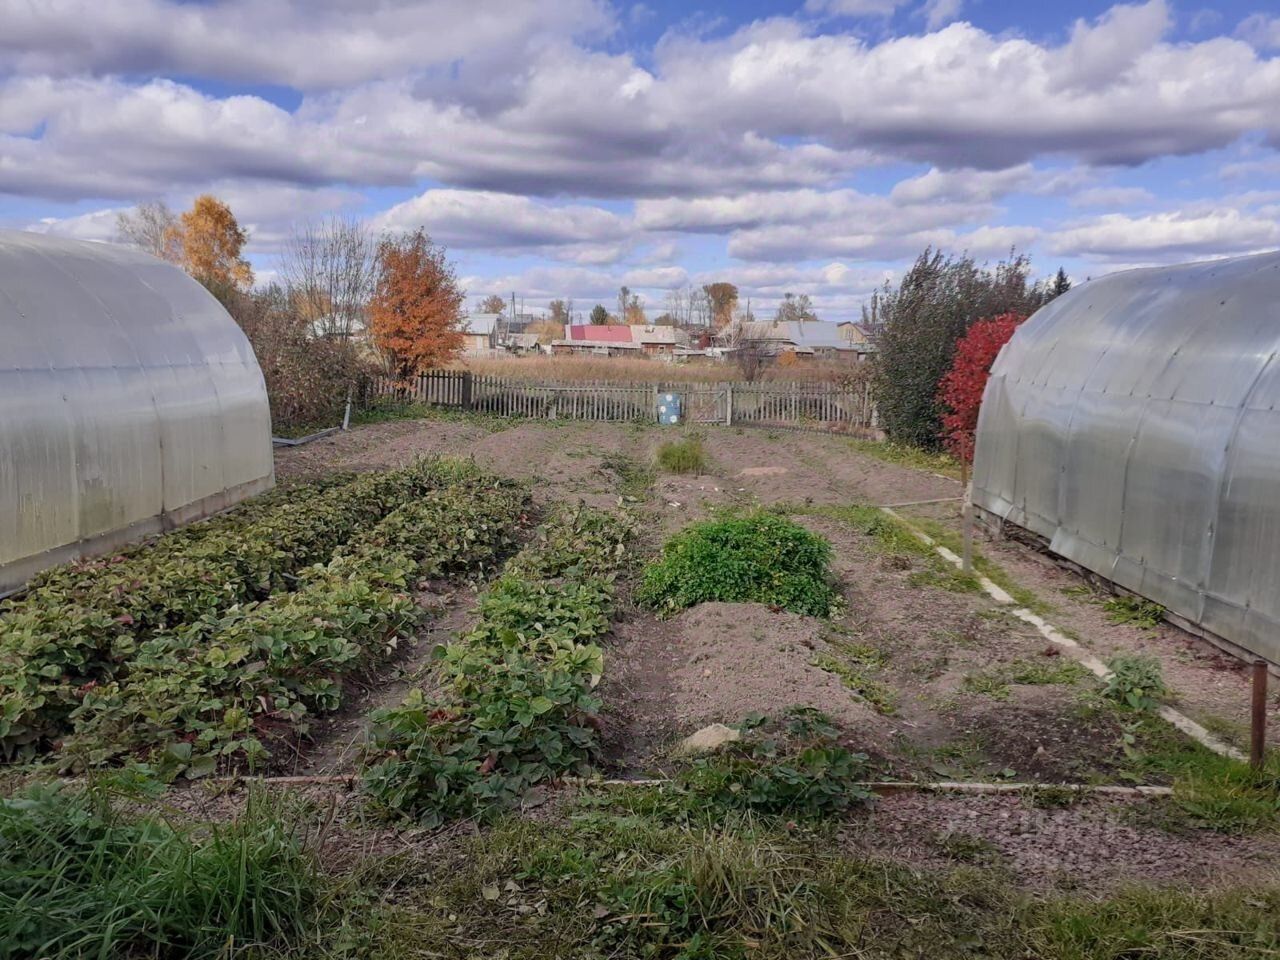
[667,601,886,735]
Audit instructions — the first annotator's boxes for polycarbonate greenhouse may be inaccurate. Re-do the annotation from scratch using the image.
[973,250,1280,664]
[0,230,273,595]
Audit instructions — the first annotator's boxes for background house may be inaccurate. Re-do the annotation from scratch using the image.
[551,324,690,357]
[718,319,876,361]
[459,313,500,355]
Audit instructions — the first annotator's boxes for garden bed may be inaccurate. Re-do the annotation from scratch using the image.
[4,412,1279,958]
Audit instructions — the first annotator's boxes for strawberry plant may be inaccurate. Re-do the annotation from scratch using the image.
[0,459,528,764]
[362,506,638,824]
[678,710,872,818]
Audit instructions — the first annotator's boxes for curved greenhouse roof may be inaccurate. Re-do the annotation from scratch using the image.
[973,250,1280,663]
[0,230,273,594]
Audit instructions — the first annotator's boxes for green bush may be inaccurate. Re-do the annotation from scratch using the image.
[872,247,1048,448]
[656,434,709,474]
[1104,654,1167,712]
[362,507,637,824]
[635,512,837,617]
[0,783,318,959]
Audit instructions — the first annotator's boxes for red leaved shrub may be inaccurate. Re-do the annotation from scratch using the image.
[937,313,1024,462]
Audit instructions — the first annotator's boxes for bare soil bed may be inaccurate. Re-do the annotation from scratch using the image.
[265,414,1280,893]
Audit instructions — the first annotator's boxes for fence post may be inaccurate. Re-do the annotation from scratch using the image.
[725,381,733,427]
[461,372,473,411]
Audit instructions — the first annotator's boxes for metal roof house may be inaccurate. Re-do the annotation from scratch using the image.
[552,324,690,356]
[972,250,1280,663]
[0,231,274,595]
[718,320,875,358]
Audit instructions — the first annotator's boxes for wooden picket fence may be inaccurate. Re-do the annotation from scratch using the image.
[366,372,877,433]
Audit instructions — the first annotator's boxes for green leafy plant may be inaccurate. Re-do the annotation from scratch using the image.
[361,506,637,824]
[678,710,873,819]
[1104,654,1167,712]
[635,512,837,618]
[1,460,530,769]
[655,434,709,474]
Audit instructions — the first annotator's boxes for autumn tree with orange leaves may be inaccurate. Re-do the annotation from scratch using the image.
[163,194,254,291]
[368,228,465,381]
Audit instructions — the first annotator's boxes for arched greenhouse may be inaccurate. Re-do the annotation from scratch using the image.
[972,250,1280,664]
[0,230,273,595]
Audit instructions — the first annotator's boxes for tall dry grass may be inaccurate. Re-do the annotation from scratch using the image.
[453,354,873,385]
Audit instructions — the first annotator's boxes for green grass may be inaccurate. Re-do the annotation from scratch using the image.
[961,657,1090,701]
[1110,709,1280,834]
[655,433,711,474]
[0,782,320,959]
[845,438,963,480]
[782,502,931,558]
[17,773,1280,959]
[812,637,899,715]
[297,794,1280,960]
[600,451,656,498]
[906,515,1055,616]
[1103,595,1166,629]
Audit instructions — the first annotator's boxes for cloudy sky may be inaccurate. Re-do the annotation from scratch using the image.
[3,0,1279,321]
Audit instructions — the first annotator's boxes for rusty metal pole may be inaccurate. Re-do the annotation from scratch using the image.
[1251,660,1268,769]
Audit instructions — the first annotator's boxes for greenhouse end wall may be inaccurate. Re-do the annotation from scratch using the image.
[0,230,274,595]
[972,250,1280,664]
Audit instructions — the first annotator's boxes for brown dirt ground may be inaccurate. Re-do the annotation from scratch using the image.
[237,414,1280,893]
[274,416,1273,780]
[840,791,1280,890]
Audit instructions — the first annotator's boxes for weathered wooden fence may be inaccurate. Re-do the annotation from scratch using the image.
[366,372,877,433]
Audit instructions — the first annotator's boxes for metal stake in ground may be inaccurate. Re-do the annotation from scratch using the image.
[1252,659,1269,769]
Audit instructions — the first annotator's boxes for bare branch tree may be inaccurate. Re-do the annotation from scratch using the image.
[280,216,376,342]
[718,321,766,382]
[115,201,182,262]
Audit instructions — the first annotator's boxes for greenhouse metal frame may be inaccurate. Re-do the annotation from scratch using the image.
[0,230,273,595]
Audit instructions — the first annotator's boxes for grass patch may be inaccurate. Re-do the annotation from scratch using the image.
[655,433,710,474]
[1104,594,1166,629]
[635,511,838,618]
[600,451,655,499]
[782,503,986,597]
[782,502,931,558]
[324,792,1280,960]
[908,565,983,594]
[0,782,319,959]
[906,515,1054,616]
[1067,697,1280,834]
[962,657,1089,701]
[845,437,963,480]
[813,637,899,715]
